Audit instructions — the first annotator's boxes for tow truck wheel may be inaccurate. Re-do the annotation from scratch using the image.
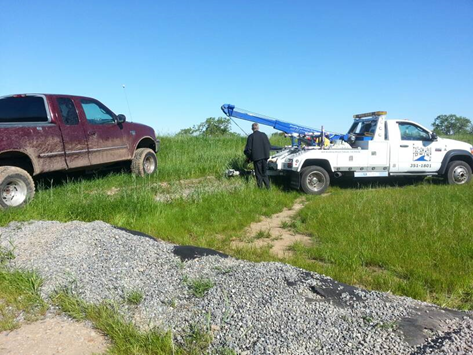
[300,166,330,195]
[446,161,472,185]
[0,166,35,209]
[131,148,158,177]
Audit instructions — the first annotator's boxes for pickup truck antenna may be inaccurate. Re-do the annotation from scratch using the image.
[122,84,134,122]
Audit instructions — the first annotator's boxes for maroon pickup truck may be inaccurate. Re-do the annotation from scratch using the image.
[0,94,159,208]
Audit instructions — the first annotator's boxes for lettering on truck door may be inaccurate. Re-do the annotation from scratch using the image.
[396,122,442,172]
[78,99,130,165]
[54,97,91,168]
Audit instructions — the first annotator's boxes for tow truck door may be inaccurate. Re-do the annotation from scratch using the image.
[393,122,443,172]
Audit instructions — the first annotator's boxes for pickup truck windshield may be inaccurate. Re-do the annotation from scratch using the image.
[0,96,48,123]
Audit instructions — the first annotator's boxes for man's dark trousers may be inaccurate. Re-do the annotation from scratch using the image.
[254,159,270,189]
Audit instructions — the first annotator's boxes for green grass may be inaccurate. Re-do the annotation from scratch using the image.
[53,291,212,354]
[184,277,214,298]
[0,268,46,331]
[125,290,144,305]
[447,134,473,145]
[288,183,473,309]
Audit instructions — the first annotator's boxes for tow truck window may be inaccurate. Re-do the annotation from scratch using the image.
[81,99,115,125]
[398,123,430,141]
[351,121,377,136]
[0,96,48,123]
[57,98,79,125]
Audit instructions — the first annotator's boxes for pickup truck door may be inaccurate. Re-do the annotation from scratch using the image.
[53,97,91,168]
[77,98,130,165]
[395,122,443,173]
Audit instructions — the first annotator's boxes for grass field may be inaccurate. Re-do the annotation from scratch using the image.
[0,134,472,321]
[289,183,473,309]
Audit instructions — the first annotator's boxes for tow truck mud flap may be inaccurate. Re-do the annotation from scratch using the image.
[290,171,300,189]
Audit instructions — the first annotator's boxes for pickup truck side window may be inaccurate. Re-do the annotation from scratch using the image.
[0,96,48,123]
[80,99,115,125]
[399,123,430,141]
[57,98,79,125]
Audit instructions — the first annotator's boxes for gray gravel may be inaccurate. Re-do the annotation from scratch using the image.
[1,220,472,354]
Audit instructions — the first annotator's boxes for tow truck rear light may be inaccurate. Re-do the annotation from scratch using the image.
[287,159,293,168]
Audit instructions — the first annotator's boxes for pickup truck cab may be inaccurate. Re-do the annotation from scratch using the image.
[268,111,473,194]
[0,94,159,208]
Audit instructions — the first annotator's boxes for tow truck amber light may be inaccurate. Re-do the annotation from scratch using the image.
[353,111,387,119]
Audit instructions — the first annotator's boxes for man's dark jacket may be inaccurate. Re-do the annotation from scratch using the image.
[244,130,270,162]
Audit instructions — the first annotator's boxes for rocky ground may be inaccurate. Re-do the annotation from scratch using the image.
[0,220,472,354]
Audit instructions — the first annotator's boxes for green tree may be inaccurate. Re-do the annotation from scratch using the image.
[178,117,236,137]
[432,114,472,135]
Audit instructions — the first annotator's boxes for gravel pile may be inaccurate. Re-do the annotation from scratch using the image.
[1,221,472,354]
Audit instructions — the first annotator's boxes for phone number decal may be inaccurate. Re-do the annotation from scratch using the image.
[410,163,431,168]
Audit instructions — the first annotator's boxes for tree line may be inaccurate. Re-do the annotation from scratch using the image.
[432,114,472,136]
[178,115,473,137]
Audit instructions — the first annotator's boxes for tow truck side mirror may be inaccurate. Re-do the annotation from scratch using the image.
[117,114,126,124]
[430,132,438,141]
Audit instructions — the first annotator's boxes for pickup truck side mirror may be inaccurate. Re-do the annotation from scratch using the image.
[430,132,438,141]
[116,114,126,124]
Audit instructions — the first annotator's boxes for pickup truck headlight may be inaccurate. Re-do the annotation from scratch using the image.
[470,147,473,155]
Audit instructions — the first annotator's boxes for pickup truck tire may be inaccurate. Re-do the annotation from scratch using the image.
[131,148,157,177]
[0,166,35,209]
[300,166,330,195]
[445,161,471,185]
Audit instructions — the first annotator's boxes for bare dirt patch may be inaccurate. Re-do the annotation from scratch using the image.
[232,197,312,257]
[0,316,108,355]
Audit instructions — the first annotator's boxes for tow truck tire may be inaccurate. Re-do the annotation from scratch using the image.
[0,166,35,209]
[131,148,157,177]
[300,166,330,195]
[445,161,472,185]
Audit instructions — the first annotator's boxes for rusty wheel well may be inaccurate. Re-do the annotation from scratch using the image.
[0,152,35,175]
[136,138,157,153]
[301,159,333,173]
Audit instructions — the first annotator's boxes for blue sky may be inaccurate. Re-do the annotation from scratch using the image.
[1,0,472,135]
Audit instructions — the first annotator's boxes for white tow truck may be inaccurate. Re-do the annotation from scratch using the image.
[267,111,473,194]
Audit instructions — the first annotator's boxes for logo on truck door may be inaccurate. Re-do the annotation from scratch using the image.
[413,146,431,162]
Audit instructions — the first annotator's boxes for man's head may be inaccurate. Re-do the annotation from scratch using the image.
[252,123,259,131]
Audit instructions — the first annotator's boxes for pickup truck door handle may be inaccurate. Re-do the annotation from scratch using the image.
[400,144,409,148]
[88,131,96,136]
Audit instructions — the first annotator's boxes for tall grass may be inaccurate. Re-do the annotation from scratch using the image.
[0,133,298,250]
[0,268,46,331]
[448,134,473,145]
[290,183,473,309]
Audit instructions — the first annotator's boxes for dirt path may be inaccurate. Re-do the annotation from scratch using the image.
[0,317,108,355]
[232,197,312,257]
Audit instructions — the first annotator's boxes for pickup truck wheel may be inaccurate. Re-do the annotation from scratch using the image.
[0,167,35,209]
[300,166,330,195]
[131,148,157,177]
[446,161,471,185]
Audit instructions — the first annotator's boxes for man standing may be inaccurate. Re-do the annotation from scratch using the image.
[244,123,271,189]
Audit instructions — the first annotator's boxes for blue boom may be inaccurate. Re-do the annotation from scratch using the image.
[221,104,342,146]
